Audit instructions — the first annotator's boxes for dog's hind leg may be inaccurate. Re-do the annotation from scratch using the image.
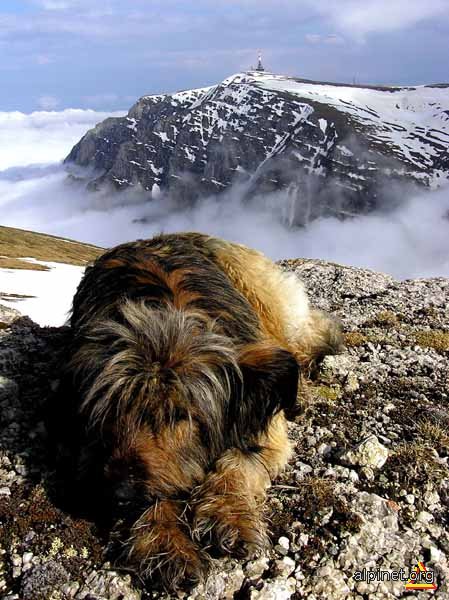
[211,239,343,375]
[191,413,291,557]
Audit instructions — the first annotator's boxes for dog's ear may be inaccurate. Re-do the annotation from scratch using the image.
[229,342,299,443]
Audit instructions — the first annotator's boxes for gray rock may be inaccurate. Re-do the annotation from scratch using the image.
[245,556,269,579]
[75,570,139,600]
[340,435,390,469]
[250,577,296,600]
[0,304,20,327]
[21,561,70,600]
[0,376,19,402]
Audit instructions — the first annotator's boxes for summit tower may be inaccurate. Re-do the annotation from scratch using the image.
[255,52,265,72]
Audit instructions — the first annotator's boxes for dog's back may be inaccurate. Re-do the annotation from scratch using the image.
[71,232,260,344]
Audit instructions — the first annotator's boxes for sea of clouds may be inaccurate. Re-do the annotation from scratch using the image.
[1,108,448,279]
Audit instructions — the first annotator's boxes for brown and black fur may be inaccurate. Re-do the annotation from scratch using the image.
[54,232,342,589]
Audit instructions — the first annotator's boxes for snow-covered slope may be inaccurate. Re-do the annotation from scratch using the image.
[0,259,85,326]
[0,226,103,326]
[257,73,449,187]
[65,72,449,223]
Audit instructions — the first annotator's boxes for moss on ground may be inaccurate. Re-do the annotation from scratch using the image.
[314,384,342,402]
[0,483,103,589]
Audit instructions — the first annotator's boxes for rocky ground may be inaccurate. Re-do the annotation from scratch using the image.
[0,260,448,599]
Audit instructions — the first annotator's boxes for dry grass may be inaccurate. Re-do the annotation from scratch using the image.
[299,477,335,516]
[344,331,367,347]
[386,442,448,487]
[0,225,103,269]
[0,257,49,271]
[294,476,363,533]
[373,310,400,327]
[414,330,449,352]
[419,420,449,454]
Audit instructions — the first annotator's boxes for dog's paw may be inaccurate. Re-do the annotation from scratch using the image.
[193,493,268,558]
[127,501,209,589]
[139,541,208,589]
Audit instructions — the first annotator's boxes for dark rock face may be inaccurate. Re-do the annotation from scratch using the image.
[65,73,449,223]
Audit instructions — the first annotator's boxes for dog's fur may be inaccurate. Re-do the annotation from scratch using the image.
[56,232,342,589]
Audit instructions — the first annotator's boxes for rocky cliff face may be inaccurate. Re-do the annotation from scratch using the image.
[65,72,449,223]
[1,260,448,599]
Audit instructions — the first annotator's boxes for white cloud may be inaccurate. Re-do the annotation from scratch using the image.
[0,108,125,171]
[307,0,449,37]
[305,33,345,45]
[0,109,448,280]
[34,54,55,65]
[32,0,82,10]
[38,95,60,110]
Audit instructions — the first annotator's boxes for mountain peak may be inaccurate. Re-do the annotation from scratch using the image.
[65,72,449,224]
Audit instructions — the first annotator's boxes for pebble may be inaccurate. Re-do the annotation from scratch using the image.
[62,581,80,596]
[250,577,296,600]
[274,557,296,577]
[318,443,332,456]
[344,372,359,392]
[416,511,433,525]
[11,555,22,567]
[295,461,312,474]
[424,490,440,506]
[348,470,359,482]
[24,531,36,543]
[22,553,33,566]
[359,466,375,480]
[430,546,443,562]
[340,435,389,469]
[275,536,290,556]
[246,557,269,579]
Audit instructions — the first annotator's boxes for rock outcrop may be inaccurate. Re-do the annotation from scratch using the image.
[65,72,449,224]
[1,260,448,599]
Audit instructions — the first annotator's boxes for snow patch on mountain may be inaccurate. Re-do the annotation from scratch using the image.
[0,259,84,326]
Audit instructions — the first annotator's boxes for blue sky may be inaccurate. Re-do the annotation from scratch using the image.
[1,0,449,112]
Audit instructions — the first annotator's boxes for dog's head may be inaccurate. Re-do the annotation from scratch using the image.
[99,341,299,508]
[71,300,300,512]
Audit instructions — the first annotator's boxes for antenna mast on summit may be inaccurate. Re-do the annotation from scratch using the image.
[256,51,265,72]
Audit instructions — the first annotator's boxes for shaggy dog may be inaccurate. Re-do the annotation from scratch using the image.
[56,232,341,589]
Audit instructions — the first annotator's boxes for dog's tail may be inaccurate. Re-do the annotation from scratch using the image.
[68,299,240,451]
